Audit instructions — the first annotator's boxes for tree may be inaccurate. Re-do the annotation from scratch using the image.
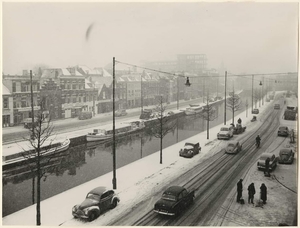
[21,99,67,225]
[146,96,176,164]
[226,88,242,125]
[198,91,217,139]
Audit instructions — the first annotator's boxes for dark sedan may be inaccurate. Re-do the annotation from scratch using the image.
[154,186,195,216]
[278,126,289,137]
[179,142,201,158]
[278,148,294,164]
[72,187,120,221]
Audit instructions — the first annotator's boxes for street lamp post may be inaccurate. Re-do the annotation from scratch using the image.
[224,71,227,125]
[112,57,117,189]
[259,80,262,107]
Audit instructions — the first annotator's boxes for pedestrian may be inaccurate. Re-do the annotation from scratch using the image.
[237,179,243,203]
[247,183,256,204]
[260,183,267,204]
[264,157,270,176]
[237,118,242,125]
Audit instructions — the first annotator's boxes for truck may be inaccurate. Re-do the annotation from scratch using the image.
[284,106,297,120]
[154,186,195,216]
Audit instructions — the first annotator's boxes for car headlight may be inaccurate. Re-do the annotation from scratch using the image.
[83,207,91,215]
[72,205,78,212]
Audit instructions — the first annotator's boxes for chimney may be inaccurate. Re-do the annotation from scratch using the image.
[23,70,28,76]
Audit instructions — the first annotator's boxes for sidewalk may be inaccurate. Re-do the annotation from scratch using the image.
[3,91,274,226]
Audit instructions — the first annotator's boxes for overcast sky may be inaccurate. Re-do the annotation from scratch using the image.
[2,2,298,75]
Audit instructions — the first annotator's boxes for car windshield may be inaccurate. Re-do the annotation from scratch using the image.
[221,128,229,131]
[162,193,177,201]
[86,193,100,201]
[227,143,235,147]
[184,145,194,149]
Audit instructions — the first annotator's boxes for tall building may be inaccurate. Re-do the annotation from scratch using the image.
[177,54,207,73]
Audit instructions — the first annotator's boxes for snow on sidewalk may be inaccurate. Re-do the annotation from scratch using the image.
[3,91,274,226]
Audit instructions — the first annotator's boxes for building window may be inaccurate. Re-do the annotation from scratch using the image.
[83,97,86,102]
[13,102,16,108]
[12,83,16,92]
[3,98,9,109]
[21,83,27,92]
[73,98,76,103]
[21,100,26,107]
[78,97,81,102]
[72,84,77,90]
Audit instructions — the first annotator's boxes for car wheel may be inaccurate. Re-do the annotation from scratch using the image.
[111,199,118,209]
[88,211,97,222]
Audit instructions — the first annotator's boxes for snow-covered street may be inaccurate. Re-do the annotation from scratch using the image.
[2,93,297,226]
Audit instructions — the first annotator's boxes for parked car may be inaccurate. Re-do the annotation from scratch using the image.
[274,104,280,110]
[72,187,120,221]
[115,109,127,117]
[278,126,289,137]
[252,109,259,114]
[140,109,153,120]
[154,186,195,216]
[257,153,277,171]
[278,148,294,164]
[78,111,93,120]
[179,142,201,158]
[217,125,234,140]
[225,141,242,154]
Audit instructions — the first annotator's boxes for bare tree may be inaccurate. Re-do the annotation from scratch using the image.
[226,88,242,125]
[146,96,176,164]
[21,99,68,225]
[198,91,217,139]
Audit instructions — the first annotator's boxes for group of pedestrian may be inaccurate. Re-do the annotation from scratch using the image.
[236,179,267,205]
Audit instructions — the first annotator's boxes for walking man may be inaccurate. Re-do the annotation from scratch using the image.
[260,183,267,204]
[237,179,243,203]
[247,183,256,204]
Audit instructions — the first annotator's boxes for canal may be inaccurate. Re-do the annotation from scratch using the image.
[3,90,252,216]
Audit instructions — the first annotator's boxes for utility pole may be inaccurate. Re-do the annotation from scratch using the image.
[112,57,117,190]
[177,76,179,110]
[141,72,143,113]
[30,70,35,140]
[251,75,254,113]
[262,76,264,105]
[224,71,227,125]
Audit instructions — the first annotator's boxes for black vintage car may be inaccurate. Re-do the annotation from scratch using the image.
[72,187,120,221]
[154,186,195,216]
[179,142,201,158]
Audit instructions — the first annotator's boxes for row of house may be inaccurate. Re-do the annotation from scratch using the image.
[2,65,221,127]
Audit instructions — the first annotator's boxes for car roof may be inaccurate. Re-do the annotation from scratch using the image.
[260,153,273,158]
[280,148,293,154]
[184,142,198,146]
[89,186,109,195]
[164,186,184,195]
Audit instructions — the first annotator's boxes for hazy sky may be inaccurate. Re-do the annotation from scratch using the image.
[2,2,298,75]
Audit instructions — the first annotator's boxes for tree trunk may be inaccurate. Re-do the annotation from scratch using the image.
[32,176,35,204]
[36,148,41,225]
[207,116,209,139]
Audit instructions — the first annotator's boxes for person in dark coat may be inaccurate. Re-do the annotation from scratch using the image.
[260,183,267,204]
[264,157,270,176]
[237,179,243,202]
[247,183,256,204]
[237,118,242,124]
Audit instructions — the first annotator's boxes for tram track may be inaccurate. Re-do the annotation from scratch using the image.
[114,105,281,226]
